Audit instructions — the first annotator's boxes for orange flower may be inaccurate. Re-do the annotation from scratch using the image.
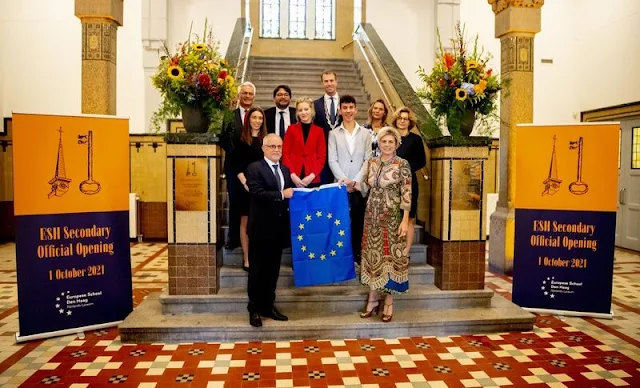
[443,53,455,70]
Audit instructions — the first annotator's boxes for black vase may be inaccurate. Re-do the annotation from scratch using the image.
[181,105,210,133]
[459,109,476,136]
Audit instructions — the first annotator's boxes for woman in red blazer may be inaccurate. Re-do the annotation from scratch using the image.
[283,97,326,188]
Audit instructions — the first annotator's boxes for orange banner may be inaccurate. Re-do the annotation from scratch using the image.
[515,123,619,212]
[12,113,129,216]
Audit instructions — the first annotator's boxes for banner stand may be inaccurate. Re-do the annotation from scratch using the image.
[15,320,122,343]
[522,308,614,320]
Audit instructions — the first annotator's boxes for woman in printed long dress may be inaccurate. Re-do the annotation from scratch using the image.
[354,127,412,322]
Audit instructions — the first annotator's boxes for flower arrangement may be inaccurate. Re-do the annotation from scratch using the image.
[150,21,237,133]
[417,23,505,137]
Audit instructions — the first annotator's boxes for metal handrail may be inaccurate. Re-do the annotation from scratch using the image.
[354,38,394,111]
[237,20,253,84]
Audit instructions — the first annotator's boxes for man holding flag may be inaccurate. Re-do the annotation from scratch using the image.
[245,134,294,328]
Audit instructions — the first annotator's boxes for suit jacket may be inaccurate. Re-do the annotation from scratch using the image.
[282,122,326,184]
[313,96,341,184]
[265,106,297,137]
[246,159,293,244]
[327,123,372,182]
[221,108,244,152]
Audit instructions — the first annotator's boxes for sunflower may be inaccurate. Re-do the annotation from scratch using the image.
[455,88,468,101]
[466,59,479,70]
[167,65,184,79]
[193,43,206,51]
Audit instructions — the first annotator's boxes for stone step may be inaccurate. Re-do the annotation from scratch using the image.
[220,224,424,245]
[255,90,368,99]
[222,244,428,266]
[251,57,356,66]
[249,68,360,77]
[252,80,366,89]
[161,284,493,315]
[119,292,536,343]
[250,63,358,71]
[218,263,434,289]
[247,73,362,82]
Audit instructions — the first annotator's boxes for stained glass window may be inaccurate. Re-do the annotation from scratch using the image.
[632,127,640,169]
[261,0,281,38]
[289,0,306,38]
[315,0,334,40]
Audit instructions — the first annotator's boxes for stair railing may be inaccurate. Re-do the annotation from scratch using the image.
[236,20,253,85]
[352,25,404,112]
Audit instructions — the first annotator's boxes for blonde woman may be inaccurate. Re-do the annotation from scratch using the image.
[391,107,426,252]
[282,97,326,188]
[354,127,411,322]
[363,99,390,157]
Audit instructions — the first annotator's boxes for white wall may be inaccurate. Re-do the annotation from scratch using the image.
[461,0,640,124]
[0,0,241,134]
[366,0,437,90]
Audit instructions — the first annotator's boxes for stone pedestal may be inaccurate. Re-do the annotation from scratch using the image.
[165,134,223,295]
[487,0,542,275]
[75,0,124,115]
[426,137,490,290]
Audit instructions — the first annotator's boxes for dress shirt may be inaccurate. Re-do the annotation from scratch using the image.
[276,107,291,136]
[240,107,248,125]
[343,123,361,156]
[264,157,285,191]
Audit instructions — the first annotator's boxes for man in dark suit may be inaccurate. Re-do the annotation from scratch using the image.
[245,133,294,327]
[313,71,341,184]
[265,85,297,138]
[222,81,256,250]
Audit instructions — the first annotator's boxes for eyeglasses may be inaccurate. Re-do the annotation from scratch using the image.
[264,144,283,150]
[398,117,410,121]
[275,93,290,97]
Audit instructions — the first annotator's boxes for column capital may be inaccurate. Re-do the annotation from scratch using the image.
[490,1,542,38]
[75,0,124,26]
[488,0,544,15]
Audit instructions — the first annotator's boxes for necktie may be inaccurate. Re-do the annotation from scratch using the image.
[279,111,285,137]
[329,97,336,125]
[243,109,248,124]
[273,164,282,190]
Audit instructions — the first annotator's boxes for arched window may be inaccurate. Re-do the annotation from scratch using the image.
[289,0,307,38]
[314,0,335,40]
[259,0,335,40]
[261,0,281,38]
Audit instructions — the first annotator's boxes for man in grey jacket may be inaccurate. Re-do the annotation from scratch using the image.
[327,95,372,264]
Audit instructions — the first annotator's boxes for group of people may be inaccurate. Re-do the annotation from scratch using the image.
[221,71,427,327]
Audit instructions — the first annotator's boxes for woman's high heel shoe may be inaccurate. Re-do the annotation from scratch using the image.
[360,299,380,318]
[381,302,393,322]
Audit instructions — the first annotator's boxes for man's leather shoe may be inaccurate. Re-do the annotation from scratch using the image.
[249,312,262,327]
[262,307,288,321]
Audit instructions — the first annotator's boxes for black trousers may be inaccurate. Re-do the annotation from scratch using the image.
[349,191,366,264]
[247,229,285,314]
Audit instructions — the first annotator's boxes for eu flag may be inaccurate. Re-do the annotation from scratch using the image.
[289,183,356,287]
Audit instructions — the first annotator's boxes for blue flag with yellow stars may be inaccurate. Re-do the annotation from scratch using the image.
[289,183,356,287]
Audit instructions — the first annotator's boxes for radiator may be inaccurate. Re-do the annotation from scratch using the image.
[129,193,139,239]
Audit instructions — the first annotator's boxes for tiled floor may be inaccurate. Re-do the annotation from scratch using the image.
[0,242,638,387]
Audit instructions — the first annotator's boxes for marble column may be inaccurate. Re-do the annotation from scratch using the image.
[487,0,543,275]
[75,0,124,115]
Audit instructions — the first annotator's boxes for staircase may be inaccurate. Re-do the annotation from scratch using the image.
[247,57,370,123]
[118,56,535,344]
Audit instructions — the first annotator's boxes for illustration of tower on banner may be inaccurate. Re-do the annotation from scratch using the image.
[48,127,72,199]
[542,135,562,196]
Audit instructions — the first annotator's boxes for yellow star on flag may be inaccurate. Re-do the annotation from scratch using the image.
[327,213,333,219]
[297,235,303,241]
[337,241,343,248]
[320,254,326,260]
[330,250,336,256]
[305,214,312,221]
[299,224,305,230]
[316,210,322,217]
[339,230,345,236]
[334,219,341,226]
[309,252,315,259]
[301,245,307,252]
